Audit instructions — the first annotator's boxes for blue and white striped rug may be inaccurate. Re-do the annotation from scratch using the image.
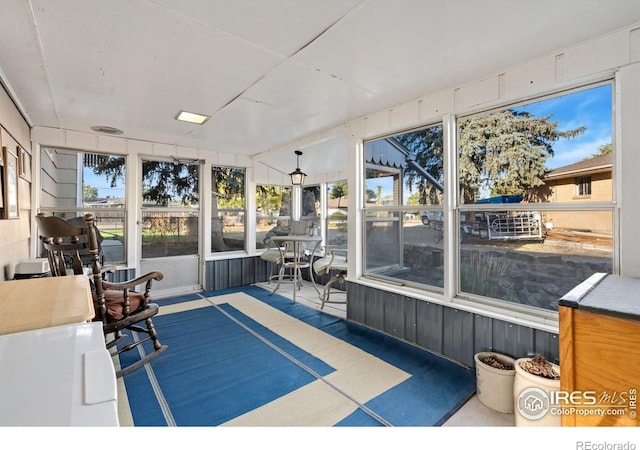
[119,285,475,426]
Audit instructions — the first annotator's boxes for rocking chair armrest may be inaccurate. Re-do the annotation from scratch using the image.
[101,271,164,291]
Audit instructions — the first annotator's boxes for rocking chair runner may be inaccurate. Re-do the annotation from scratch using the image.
[35,213,167,377]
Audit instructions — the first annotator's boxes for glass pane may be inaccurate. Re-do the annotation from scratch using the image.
[141,211,199,258]
[41,148,126,208]
[212,166,245,206]
[256,185,291,248]
[301,185,321,222]
[365,125,444,207]
[39,148,127,264]
[459,209,613,310]
[212,166,246,252]
[37,210,126,265]
[365,211,401,272]
[327,181,348,248]
[142,161,199,207]
[365,210,444,289]
[459,84,612,204]
[212,211,245,252]
[90,211,125,264]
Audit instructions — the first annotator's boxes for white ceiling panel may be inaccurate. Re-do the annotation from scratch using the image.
[151,0,364,57]
[181,60,376,153]
[257,134,348,180]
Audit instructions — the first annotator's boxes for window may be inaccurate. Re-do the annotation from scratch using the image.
[457,83,614,311]
[363,124,444,289]
[39,148,126,264]
[361,82,615,313]
[256,185,291,249]
[301,185,321,231]
[326,181,348,249]
[212,166,245,253]
[576,176,592,196]
[141,160,199,258]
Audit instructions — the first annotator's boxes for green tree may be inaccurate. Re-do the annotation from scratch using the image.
[398,111,585,204]
[93,157,202,206]
[83,184,98,199]
[394,125,444,205]
[141,161,199,206]
[329,182,348,199]
[590,143,612,158]
[256,185,290,217]
[213,167,245,209]
[365,188,377,203]
[458,110,584,202]
[92,155,125,190]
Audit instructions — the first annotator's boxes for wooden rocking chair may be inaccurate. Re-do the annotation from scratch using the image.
[35,213,167,377]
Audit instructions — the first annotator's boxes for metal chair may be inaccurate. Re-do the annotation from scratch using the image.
[312,248,348,309]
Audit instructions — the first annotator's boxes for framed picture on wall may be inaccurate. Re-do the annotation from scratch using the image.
[19,146,31,181]
[0,159,3,210]
[2,145,18,219]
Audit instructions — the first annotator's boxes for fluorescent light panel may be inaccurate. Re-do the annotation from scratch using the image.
[175,110,210,125]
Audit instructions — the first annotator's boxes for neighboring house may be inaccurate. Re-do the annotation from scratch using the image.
[535,154,612,234]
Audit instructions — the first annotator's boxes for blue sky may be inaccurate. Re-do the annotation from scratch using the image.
[83,168,125,199]
[515,83,612,169]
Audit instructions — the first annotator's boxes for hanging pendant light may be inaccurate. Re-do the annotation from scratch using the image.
[289,150,307,185]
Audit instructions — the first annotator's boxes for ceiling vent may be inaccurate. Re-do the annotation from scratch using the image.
[90,125,124,135]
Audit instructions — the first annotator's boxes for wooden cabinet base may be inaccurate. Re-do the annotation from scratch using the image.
[559,306,639,426]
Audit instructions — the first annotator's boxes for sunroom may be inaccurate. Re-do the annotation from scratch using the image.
[1,0,640,432]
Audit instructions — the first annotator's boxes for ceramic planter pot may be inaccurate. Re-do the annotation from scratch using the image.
[513,357,561,426]
[474,352,516,413]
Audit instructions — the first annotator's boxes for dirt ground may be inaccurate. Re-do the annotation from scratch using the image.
[402,220,612,258]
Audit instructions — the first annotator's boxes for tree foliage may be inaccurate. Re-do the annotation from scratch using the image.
[141,161,200,206]
[590,143,612,158]
[458,110,584,202]
[393,125,444,205]
[213,166,245,209]
[92,156,125,189]
[256,185,291,217]
[329,181,348,199]
[83,184,98,199]
[397,110,585,204]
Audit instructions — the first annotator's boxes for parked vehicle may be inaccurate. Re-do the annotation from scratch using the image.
[420,211,443,226]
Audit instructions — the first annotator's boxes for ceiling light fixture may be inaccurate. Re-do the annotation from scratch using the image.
[289,150,307,185]
[175,110,210,125]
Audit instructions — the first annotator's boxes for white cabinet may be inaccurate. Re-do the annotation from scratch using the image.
[0,322,119,426]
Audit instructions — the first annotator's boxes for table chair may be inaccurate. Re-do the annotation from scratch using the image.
[260,219,310,284]
[260,240,284,284]
[35,213,167,377]
[271,220,313,290]
[313,248,348,309]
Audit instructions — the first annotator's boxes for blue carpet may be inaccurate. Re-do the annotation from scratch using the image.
[121,286,475,426]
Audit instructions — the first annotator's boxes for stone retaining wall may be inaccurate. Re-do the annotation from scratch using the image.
[403,243,612,310]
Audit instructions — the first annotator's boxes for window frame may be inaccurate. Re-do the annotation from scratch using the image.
[361,122,445,292]
[38,147,128,265]
[359,80,617,318]
[210,165,246,254]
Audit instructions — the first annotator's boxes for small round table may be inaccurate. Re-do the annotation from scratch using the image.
[270,235,322,303]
